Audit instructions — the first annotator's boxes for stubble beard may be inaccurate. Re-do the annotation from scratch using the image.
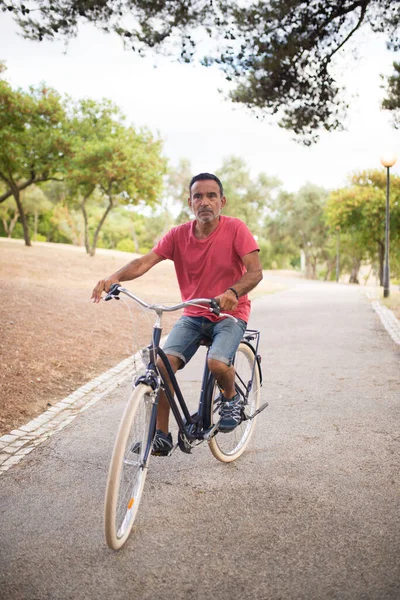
[197,209,220,224]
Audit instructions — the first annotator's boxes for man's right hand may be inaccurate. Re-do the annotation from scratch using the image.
[91,276,120,304]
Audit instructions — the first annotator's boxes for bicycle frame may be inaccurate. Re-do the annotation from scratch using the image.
[105,283,264,455]
[134,322,215,445]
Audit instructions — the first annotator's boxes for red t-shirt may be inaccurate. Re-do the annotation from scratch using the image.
[152,216,259,322]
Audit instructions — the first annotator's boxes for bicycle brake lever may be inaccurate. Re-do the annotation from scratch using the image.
[209,298,220,316]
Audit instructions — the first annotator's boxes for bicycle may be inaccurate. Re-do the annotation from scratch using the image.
[103,283,268,550]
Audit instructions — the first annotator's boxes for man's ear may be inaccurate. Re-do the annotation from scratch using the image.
[188,196,192,209]
[221,195,227,209]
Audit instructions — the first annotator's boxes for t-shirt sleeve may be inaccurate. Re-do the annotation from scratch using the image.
[234,220,260,258]
[152,228,176,260]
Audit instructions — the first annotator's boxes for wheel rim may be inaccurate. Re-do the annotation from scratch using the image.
[114,393,152,539]
[212,345,260,456]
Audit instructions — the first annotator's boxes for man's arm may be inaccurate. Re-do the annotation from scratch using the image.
[216,250,263,311]
[91,251,164,303]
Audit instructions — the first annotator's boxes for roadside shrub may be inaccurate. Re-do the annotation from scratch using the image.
[258,239,273,269]
[116,238,135,253]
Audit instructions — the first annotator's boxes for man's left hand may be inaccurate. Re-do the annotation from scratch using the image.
[215,289,238,312]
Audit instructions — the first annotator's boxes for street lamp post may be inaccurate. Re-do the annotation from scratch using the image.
[380,152,397,298]
[336,226,340,283]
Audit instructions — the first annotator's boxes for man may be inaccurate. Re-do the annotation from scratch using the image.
[92,173,263,455]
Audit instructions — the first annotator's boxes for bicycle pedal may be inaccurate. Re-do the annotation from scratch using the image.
[177,433,192,454]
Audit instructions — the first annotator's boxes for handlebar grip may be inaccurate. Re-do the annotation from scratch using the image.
[210,298,220,316]
[104,283,121,301]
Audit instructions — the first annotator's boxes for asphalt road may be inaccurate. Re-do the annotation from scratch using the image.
[1,278,399,600]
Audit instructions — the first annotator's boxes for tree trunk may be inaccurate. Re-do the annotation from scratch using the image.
[324,256,336,281]
[363,264,373,286]
[305,254,317,279]
[3,213,19,237]
[377,240,384,286]
[349,257,361,284]
[90,197,113,257]
[12,185,31,246]
[81,199,90,255]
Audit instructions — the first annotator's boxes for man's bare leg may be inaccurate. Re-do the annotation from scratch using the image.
[207,358,236,398]
[155,354,183,434]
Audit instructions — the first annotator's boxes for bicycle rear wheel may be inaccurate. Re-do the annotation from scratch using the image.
[104,384,154,550]
[209,342,261,463]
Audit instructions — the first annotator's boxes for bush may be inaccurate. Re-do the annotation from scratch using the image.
[258,239,273,269]
[116,238,136,253]
[33,233,47,242]
[11,223,24,239]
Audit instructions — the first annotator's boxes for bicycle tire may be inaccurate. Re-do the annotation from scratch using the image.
[208,342,261,463]
[104,384,154,550]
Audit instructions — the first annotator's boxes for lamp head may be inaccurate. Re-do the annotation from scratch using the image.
[380,152,397,168]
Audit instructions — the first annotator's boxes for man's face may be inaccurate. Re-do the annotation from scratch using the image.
[188,180,226,224]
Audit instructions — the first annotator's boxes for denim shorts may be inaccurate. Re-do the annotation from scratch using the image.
[162,316,247,367]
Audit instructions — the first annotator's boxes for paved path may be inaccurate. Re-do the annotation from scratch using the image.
[1,280,399,600]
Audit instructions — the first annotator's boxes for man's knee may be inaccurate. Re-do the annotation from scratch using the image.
[207,357,232,376]
[157,354,183,376]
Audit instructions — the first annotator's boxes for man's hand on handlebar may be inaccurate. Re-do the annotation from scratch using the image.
[214,289,239,312]
[91,276,120,304]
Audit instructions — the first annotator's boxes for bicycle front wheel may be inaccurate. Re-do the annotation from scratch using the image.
[104,384,154,550]
[209,342,261,463]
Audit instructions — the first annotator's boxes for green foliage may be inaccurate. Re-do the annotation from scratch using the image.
[325,169,400,282]
[6,0,399,141]
[265,183,330,278]
[34,233,47,242]
[116,238,136,253]
[382,62,400,129]
[216,156,280,236]
[65,97,167,255]
[0,74,70,245]
[164,159,193,225]
[258,239,273,270]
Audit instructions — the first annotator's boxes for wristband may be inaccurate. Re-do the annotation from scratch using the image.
[227,287,239,300]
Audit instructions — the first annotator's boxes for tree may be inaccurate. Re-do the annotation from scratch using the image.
[0,77,69,245]
[216,156,279,236]
[382,62,400,129]
[325,170,400,285]
[267,183,330,278]
[0,197,19,237]
[67,98,167,255]
[3,0,399,142]
[164,159,193,225]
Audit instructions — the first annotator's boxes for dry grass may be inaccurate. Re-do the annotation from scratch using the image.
[0,238,281,435]
[0,239,181,435]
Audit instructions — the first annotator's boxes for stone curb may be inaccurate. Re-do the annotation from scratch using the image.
[371,300,400,345]
[365,290,400,345]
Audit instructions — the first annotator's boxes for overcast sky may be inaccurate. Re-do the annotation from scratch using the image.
[1,12,399,193]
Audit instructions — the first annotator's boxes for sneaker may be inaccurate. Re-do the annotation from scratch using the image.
[151,429,173,456]
[130,429,173,457]
[218,393,243,432]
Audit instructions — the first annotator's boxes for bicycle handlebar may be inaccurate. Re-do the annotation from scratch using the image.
[104,283,237,321]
